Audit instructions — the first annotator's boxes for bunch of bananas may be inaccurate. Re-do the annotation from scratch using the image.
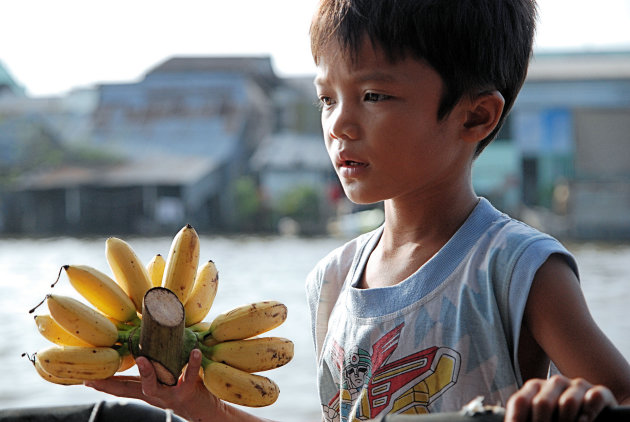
[28,224,293,407]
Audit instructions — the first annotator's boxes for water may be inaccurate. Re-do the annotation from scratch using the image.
[1,235,630,421]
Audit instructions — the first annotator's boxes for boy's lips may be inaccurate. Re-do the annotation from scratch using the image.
[335,153,369,178]
[336,152,368,168]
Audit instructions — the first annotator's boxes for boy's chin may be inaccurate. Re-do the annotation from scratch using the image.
[343,190,381,206]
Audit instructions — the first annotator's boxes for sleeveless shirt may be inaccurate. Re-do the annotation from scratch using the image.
[305,198,578,421]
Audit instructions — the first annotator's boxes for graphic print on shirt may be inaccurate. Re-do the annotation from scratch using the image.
[322,323,461,421]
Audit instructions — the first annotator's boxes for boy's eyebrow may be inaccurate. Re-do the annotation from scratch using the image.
[314,71,397,87]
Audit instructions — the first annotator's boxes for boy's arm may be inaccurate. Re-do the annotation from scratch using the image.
[85,350,276,422]
[506,253,630,422]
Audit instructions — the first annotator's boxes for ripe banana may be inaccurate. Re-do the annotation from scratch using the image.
[36,345,121,380]
[63,265,138,323]
[202,337,293,373]
[184,260,218,326]
[34,314,93,347]
[146,254,166,287]
[202,358,280,407]
[105,237,152,313]
[162,224,200,304]
[33,357,82,385]
[188,321,211,332]
[47,294,119,347]
[204,301,288,343]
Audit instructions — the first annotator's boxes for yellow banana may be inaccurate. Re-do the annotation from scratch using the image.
[47,294,119,347]
[202,359,279,407]
[63,265,138,323]
[203,337,293,373]
[146,254,166,287]
[184,260,218,326]
[162,224,200,304]
[105,237,152,313]
[204,301,288,343]
[34,314,93,347]
[33,358,82,385]
[188,321,212,332]
[36,345,121,380]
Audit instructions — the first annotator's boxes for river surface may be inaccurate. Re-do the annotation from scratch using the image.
[1,235,629,421]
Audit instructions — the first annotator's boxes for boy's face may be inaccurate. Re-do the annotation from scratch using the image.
[314,37,476,205]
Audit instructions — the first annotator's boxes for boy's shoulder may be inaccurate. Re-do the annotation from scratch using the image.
[307,226,382,285]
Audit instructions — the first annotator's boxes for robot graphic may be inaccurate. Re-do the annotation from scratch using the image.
[322,323,461,421]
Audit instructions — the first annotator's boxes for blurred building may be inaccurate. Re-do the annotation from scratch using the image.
[506,50,630,239]
[3,52,630,238]
[0,60,25,97]
[2,56,317,235]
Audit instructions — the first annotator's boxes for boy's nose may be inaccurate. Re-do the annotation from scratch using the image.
[327,105,360,141]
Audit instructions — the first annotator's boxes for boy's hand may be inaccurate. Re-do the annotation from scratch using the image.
[85,349,223,422]
[505,375,617,422]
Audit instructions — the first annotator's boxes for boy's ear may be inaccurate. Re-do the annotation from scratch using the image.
[461,91,505,143]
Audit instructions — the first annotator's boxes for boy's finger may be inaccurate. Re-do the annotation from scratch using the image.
[178,349,203,395]
[182,349,202,383]
[581,386,617,422]
[505,380,541,422]
[556,381,590,422]
[136,356,161,397]
[531,376,570,421]
[84,378,145,400]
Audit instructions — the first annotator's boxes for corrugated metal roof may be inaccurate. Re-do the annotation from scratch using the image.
[250,132,330,171]
[528,51,630,81]
[0,61,26,95]
[15,155,219,190]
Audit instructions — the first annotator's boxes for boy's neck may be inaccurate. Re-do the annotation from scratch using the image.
[359,188,479,289]
[381,188,479,249]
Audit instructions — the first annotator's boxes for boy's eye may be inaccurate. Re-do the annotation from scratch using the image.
[364,92,389,102]
[319,96,334,106]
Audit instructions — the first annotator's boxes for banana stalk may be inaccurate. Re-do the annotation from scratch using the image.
[63,264,138,323]
[162,224,200,304]
[184,260,218,326]
[146,254,166,287]
[36,346,121,380]
[201,358,280,407]
[34,314,93,347]
[105,237,152,313]
[200,336,293,373]
[202,301,288,344]
[47,294,119,347]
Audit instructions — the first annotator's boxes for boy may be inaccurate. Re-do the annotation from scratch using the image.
[87,1,630,421]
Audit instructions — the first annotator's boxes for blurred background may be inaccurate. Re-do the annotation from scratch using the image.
[1,0,630,420]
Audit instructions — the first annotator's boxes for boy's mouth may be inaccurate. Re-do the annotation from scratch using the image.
[344,160,367,167]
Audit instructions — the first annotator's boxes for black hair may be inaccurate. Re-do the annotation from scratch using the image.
[310,0,537,156]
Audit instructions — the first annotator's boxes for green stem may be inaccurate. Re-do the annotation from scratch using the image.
[196,342,214,358]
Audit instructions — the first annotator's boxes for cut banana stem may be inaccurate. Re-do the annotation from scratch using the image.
[162,224,200,304]
[204,301,288,343]
[105,237,152,313]
[35,314,93,347]
[200,336,294,373]
[36,346,121,380]
[47,294,118,347]
[137,287,186,386]
[63,264,138,323]
[201,358,280,407]
[184,260,218,326]
[146,254,166,287]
